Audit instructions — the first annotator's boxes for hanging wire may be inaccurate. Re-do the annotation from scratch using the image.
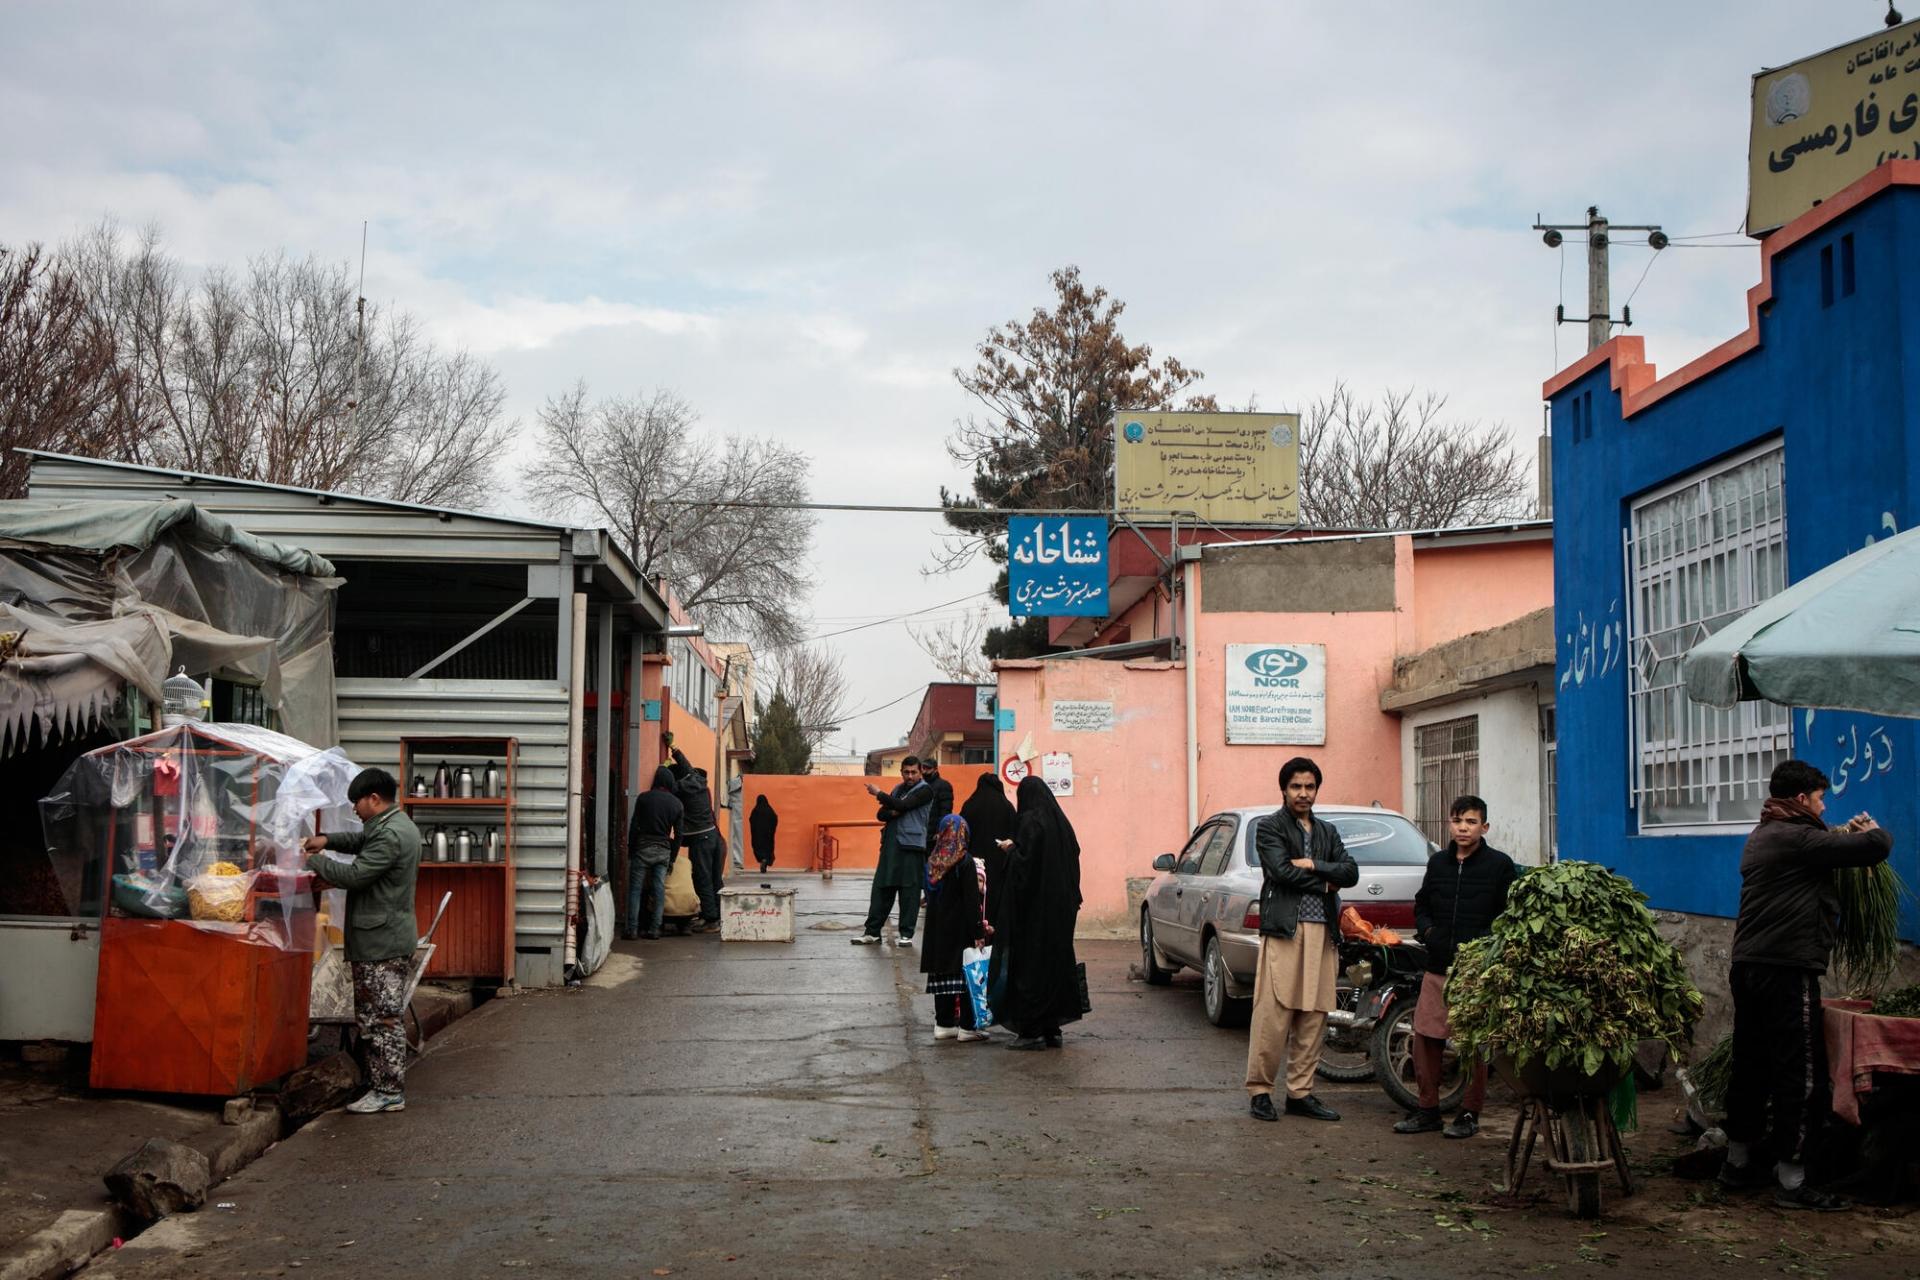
[1622,246,1662,312]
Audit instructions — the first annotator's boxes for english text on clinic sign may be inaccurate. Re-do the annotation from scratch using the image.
[1225,644,1327,745]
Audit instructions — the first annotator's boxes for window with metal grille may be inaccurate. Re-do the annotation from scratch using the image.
[1415,716,1480,846]
[1627,442,1788,829]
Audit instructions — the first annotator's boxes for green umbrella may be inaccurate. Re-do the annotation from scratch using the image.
[1683,524,1920,715]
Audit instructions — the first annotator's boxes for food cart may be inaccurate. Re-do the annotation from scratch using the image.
[39,722,358,1095]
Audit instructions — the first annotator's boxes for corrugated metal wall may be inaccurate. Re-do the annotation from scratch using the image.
[336,680,570,979]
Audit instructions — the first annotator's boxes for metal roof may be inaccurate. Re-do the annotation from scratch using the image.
[18,449,667,625]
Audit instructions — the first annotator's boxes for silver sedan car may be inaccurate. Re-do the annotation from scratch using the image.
[1139,804,1434,1027]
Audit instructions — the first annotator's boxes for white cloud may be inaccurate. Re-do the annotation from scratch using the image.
[0,0,1874,745]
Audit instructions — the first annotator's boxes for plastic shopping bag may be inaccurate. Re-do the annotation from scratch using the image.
[963,945,995,1029]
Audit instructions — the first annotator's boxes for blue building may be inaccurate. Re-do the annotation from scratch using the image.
[1547,163,1920,943]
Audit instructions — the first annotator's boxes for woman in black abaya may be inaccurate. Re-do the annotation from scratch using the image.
[959,773,1017,939]
[989,776,1084,1050]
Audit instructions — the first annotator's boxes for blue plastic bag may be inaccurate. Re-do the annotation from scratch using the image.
[963,945,994,1029]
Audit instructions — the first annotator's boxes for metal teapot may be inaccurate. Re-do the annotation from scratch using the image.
[454,827,475,863]
[430,826,451,863]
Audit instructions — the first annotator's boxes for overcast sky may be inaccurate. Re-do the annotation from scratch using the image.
[2,3,1886,753]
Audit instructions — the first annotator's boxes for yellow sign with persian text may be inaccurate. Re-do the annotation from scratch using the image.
[1749,19,1920,235]
[1113,411,1299,526]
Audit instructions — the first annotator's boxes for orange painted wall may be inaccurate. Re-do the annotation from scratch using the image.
[992,659,1188,923]
[1410,540,1554,652]
[741,767,993,872]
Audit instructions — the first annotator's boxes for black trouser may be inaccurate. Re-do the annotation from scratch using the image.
[1725,961,1832,1169]
[685,831,723,922]
[863,872,922,938]
[932,989,975,1029]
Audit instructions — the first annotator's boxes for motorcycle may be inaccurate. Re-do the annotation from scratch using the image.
[1317,934,1468,1113]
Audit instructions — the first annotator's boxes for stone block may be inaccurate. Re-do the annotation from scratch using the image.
[280,1051,361,1126]
[103,1138,211,1222]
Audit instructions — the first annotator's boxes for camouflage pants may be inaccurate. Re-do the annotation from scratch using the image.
[352,956,411,1096]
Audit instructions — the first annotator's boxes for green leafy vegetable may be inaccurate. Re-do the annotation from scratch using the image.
[1446,860,1703,1077]
[1834,862,1909,995]
[1872,983,1920,1019]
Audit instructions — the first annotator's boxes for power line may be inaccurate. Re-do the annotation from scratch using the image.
[806,590,995,642]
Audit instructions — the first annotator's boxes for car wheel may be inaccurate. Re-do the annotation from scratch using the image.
[1202,935,1250,1027]
[1140,910,1173,985]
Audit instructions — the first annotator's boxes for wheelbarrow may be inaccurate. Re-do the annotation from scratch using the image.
[1494,1050,1635,1219]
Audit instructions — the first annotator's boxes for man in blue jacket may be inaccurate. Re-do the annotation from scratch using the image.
[855,758,933,947]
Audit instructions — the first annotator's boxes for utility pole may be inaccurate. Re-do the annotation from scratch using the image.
[1535,207,1668,352]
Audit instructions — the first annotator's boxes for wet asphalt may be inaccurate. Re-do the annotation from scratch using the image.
[85,874,1920,1279]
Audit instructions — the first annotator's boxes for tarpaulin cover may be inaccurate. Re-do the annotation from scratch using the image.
[39,722,361,950]
[1683,523,1920,715]
[0,498,339,753]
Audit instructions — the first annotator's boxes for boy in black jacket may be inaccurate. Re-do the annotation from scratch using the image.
[1395,794,1516,1139]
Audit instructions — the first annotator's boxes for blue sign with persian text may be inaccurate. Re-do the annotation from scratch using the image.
[1008,517,1108,617]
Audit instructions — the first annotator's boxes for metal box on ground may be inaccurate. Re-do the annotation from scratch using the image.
[718,886,797,943]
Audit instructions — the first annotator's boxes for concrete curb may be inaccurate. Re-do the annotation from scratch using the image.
[0,986,480,1280]
[0,1208,130,1280]
[0,1107,280,1280]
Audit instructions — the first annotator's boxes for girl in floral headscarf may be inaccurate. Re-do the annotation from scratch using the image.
[919,814,987,1042]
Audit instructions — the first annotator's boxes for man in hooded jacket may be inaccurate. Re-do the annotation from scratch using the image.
[668,737,724,932]
[626,766,683,940]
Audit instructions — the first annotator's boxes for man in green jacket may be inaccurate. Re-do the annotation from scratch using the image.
[301,767,422,1114]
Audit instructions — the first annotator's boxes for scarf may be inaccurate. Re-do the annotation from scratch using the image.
[925,814,970,892]
[1760,796,1827,829]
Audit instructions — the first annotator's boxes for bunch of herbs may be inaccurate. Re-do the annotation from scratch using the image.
[1834,862,1908,995]
[1446,860,1702,1078]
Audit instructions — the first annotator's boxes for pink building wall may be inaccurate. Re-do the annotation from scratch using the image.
[1189,542,1413,821]
[996,532,1554,928]
[992,658,1187,924]
[1409,541,1553,651]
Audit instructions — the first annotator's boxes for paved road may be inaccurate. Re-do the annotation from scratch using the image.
[95,875,1919,1279]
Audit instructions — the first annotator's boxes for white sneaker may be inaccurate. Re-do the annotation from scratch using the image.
[957,1029,990,1043]
[345,1090,405,1114]
[850,935,881,946]
[895,937,914,949]
[933,1026,960,1041]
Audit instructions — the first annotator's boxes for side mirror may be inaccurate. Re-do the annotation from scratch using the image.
[1152,853,1176,872]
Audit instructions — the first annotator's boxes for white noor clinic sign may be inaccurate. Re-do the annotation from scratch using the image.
[1225,644,1327,745]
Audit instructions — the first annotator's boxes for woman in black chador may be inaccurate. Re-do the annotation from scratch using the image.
[748,795,778,873]
[990,776,1084,1050]
[959,773,1017,938]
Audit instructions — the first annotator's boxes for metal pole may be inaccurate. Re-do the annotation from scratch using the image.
[1587,207,1610,353]
[594,603,614,878]
[1182,558,1199,833]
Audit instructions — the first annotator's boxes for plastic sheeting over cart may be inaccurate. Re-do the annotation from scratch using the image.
[39,722,360,949]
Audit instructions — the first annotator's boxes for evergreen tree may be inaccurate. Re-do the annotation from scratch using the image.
[751,689,812,775]
[943,265,1216,658]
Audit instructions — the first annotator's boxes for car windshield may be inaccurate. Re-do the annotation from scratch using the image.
[1242,811,1432,866]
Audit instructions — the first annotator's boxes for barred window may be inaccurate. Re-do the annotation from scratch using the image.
[1415,715,1479,846]
[1627,443,1788,829]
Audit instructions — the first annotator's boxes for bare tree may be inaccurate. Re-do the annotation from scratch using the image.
[1297,383,1534,530]
[525,383,815,646]
[764,643,851,750]
[0,243,130,497]
[909,606,993,683]
[61,223,511,508]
